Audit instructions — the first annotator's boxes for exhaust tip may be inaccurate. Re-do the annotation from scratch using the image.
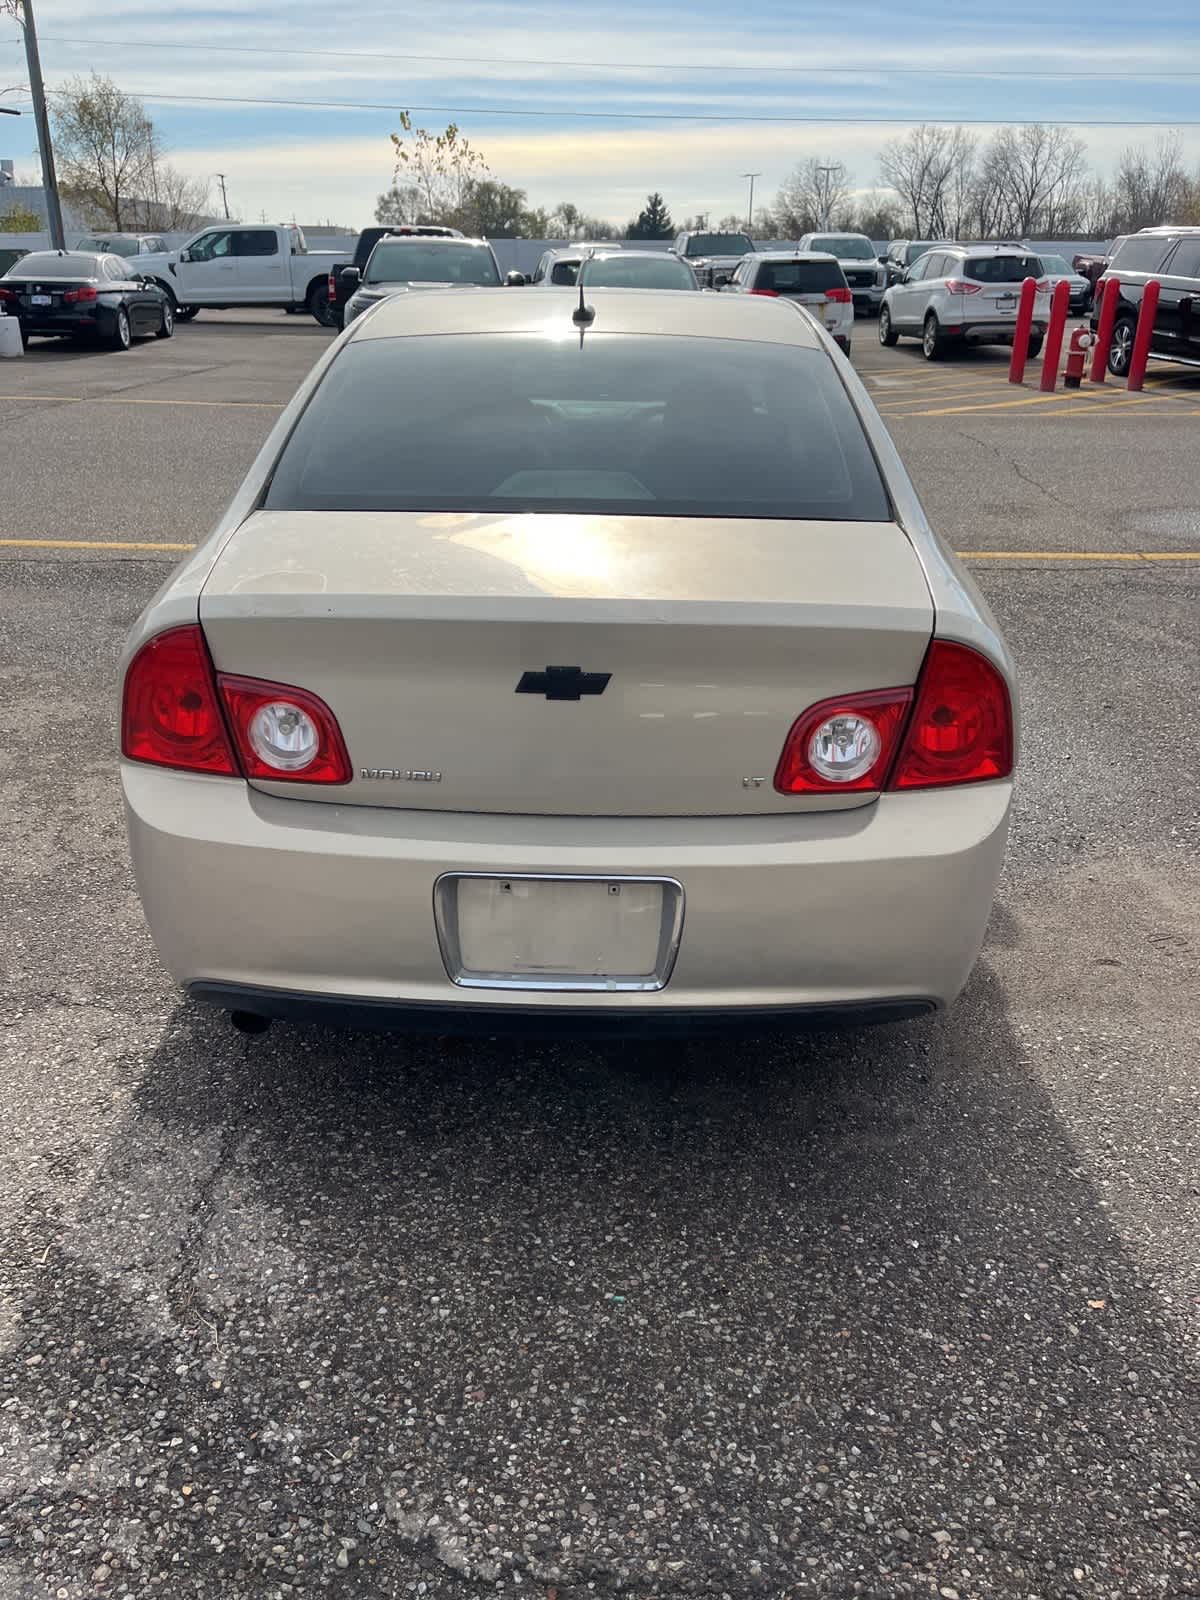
[230,1009,271,1036]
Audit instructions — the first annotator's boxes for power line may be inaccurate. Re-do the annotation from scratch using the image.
[16,32,1200,81]
[23,85,1200,125]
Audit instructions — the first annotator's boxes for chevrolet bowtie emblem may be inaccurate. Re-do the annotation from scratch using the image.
[515,665,611,702]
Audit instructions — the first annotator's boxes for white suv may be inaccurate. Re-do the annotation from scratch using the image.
[879,244,1049,360]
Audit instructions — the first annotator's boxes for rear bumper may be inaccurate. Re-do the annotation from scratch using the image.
[123,763,1012,1025]
[14,309,103,337]
[957,319,1046,343]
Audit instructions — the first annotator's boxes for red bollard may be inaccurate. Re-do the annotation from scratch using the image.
[1007,277,1039,384]
[1090,276,1120,384]
[1125,278,1161,391]
[1039,279,1071,391]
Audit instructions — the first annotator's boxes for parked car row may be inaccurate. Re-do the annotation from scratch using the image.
[117,278,1016,1039]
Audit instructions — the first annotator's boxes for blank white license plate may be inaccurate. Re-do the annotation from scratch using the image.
[436,874,682,992]
[31,295,52,306]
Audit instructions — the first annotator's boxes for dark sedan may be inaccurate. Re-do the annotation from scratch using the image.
[0,250,173,349]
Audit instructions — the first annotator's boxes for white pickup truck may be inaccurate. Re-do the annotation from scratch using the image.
[136,223,343,326]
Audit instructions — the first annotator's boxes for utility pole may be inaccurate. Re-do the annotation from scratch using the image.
[11,0,65,248]
[215,172,230,220]
[816,165,839,232]
[741,172,761,233]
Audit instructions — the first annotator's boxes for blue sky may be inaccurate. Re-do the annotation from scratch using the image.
[3,0,1200,228]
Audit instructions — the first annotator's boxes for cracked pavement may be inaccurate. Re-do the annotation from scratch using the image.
[1,315,1197,1600]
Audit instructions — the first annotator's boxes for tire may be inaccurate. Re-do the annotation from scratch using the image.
[175,306,200,322]
[922,312,943,361]
[1026,333,1043,360]
[1108,314,1136,377]
[878,304,898,346]
[155,298,174,339]
[307,281,338,328]
[110,307,131,352]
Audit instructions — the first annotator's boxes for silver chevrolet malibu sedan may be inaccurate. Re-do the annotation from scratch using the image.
[120,288,1016,1036]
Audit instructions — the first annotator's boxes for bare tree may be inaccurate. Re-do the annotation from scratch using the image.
[1111,135,1190,231]
[775,158,852,236]
[52,74,160,230]
[879,124,974,237]
[389,112,489,221]
[975,124,1088,238]
[147,163,211,230]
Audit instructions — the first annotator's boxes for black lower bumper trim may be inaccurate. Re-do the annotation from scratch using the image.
[187,981,937,1039]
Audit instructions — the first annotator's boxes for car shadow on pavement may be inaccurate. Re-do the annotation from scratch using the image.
[2,963,1195,1599]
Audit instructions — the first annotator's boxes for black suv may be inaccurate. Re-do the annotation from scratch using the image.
[1091,227,1200,376]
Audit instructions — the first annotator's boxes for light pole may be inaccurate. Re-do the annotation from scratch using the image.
[815,165,839,231]
[741,171,761,232]
[5,1,65,247]
[215,172,230,220]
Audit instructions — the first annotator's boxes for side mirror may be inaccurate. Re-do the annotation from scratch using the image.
[878,254,889,265]
[340,266,361,290]
[179,249,193,263]
[505,271,527,287]
[713,271,732,287]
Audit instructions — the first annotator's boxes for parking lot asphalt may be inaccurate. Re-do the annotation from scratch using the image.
[1,312,1197,1600]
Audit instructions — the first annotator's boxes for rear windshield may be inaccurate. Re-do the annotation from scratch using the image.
[579,256,694,289]
[266,335,890,522]
[97,238,140,257]
[1039,255,1070,274]
[683,233,754,257]
[8,253,98,278]
[365,242,499,285]
[755,259,845,293]
[809,236,875,261]
[964,255,1042,283]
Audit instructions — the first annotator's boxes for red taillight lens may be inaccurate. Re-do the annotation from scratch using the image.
[750,287,779,297]
[1035,279,1049,293]
[775,689,913,794]
[0,287,17,303]
[218,675,351,784]
[327,271,337,299]
[889,640,1013,790]
[825,286,852,303]
[944,279,982,296]
[62,286,98,304]
[121,626,238,775]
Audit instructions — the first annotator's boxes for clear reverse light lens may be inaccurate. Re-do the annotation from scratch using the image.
[248,701,318,771]
[807,713,882,783]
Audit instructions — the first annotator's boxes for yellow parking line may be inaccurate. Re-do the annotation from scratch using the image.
[962,550,1200,561]
[0,393,285,409]
[900,389,1169,417]
[0,538,196,551]
[3,540,1198,563]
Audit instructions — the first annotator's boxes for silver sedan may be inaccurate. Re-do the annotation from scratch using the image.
[120,288,1016,1037]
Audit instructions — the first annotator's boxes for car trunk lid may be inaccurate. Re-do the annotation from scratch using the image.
[199,510,934,817]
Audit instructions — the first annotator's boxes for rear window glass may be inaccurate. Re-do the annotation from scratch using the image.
[964,255,1042,283]
[550,259,580,285]
[365,242,499,285]
[9,253,99,278]
[756,259,845,293]
[266,335,890,522]
[579,256,694,289]
[1110,235,1175,274]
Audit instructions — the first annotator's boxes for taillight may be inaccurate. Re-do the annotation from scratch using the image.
[775,689,913,794]
[218,675,351,784]
[944,279,982,296]
[889,640,1013,790]
[62,286,98,304]
[0,287,16,303]
[773,641,1013,796]
[121,626,238,775]
[122,626,352,784]
[1035,279,1049,293]
[750,288,779,297]
[825,286,852,303]
[327,271,337,299]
